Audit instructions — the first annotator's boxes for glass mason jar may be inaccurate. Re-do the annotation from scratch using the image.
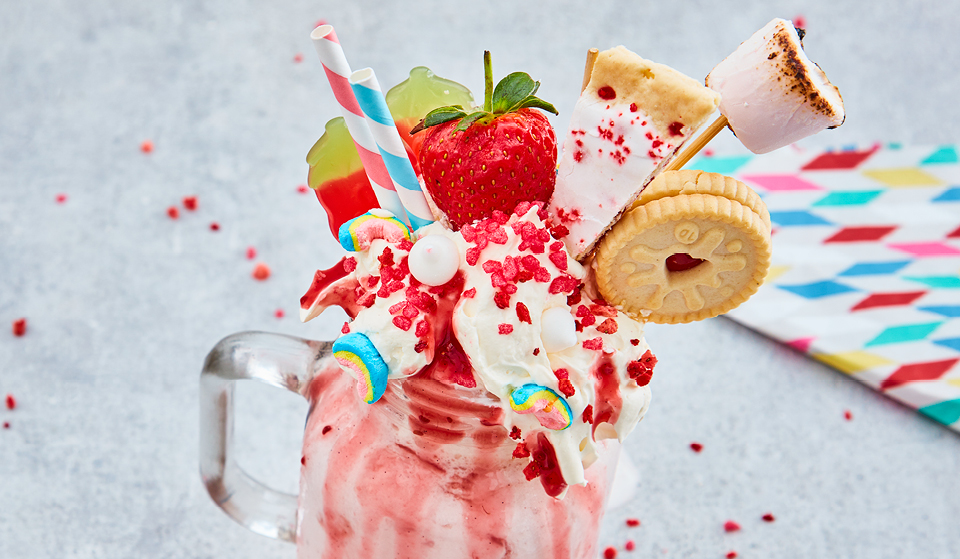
[200,331,621,559]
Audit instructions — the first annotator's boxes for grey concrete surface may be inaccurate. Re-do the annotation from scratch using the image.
[2,1,959,558]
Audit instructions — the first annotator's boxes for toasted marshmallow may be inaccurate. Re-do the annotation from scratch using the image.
[706,18,844,154]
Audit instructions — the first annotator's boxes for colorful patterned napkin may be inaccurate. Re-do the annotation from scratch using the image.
[691,144,960,432]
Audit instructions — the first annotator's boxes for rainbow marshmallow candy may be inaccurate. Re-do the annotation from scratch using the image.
[509,384,573,431]
[338,210,414,252]
[333,332,390,404]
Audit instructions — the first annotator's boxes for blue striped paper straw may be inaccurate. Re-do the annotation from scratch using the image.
[349,67,436,230]
[310,26,411,226]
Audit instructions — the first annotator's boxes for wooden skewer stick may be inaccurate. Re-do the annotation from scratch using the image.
[581,48,599,92]
[664,114,729,172]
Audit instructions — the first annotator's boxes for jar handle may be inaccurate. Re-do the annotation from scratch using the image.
[199,331,334,542]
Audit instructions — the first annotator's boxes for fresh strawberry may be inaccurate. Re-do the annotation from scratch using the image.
[413,52,558,229]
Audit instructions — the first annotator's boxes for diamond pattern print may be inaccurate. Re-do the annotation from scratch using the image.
[801,147,877,170]
[779,280,858,299]
[865,322,943,347]
[716,143,960,434]
[851,291,927,311]
[879,358,959,391]
[824,226,897,243]
[813,190,883,206]
[863,168,944,187]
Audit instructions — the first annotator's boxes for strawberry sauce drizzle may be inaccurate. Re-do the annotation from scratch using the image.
[300,258,363,319]
[591,355,623,435]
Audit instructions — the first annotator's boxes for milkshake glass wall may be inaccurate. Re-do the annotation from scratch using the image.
[200,331,622,559]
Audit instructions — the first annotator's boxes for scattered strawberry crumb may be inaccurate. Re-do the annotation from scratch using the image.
[55,193,68,203]
[252,263,271,281]
[294,53,304,63]
[246,247,257,260]
[140,140,154,153]
[498,323,514,335]
[630,339,640,346]
[724,520,741,533]
[512,442,530,459]
[274,309,285,319]
[341,322,350,334]
[844,410,853,421]
[462,288,476,299]
[762,513,775,522]
[183,196,198,210]
[5,394,16,410]
[726,552,738,559]
[703,149,715,157]
[509,426,522,440]
[626,518,641,527]
[603,546,618,559]
[12,318,27,337]
[167,206,179,219]
[2,422,9,429]
[793,14,807,28]
[532,348,540,356]
[209,222,221,231]
[690,442,703,453]
[625,540,635,551]
[297,185,309,193]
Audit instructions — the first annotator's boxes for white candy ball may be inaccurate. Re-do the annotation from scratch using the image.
[540,307,578,353]
[408,235,460,286]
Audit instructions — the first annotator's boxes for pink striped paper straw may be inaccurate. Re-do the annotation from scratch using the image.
[349,68,435,230]
[309,25,410,226]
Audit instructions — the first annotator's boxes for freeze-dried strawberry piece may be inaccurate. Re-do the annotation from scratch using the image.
[516,302,531,324]
[494,291,511,309]
[553,368,569,380]
[548,275,579,294]
[389,301,406,315]
[502,256,519,281]
[414,340,428,353]
[341,322,350,334]
[550,241,564,252]
[509,426,522,440]
[576,305,593,318]
[498,324,514,335]
[5,394,16,410]
[490,271,508,288]
[210,222,221,231]
[465,246,482,266]
[548,249,568,270]
[392,316,413,331]
[626,518,641,527]
[415,320,429,337]
[582,404,594,424]
[549,224,569,239]
[724,520,741,533]
[482,260,503,274]
[582,337,603,351]
[690,442,703,453]
[762,513,776,522]
[603,547,617,559]
[580,314,597,327]
[523,461,541,480]
[557,378,575,397]
[520,255,540,270]
[183,196,198,210]
[462,287,476,299]
[513,442,531,459]
[567,290,582,306]
[343,257,357,272]
[378,247,395,268]
[398,239,414,252]
[630,339,640,346]
[12,318,26,337]
[533,266,551,283]
[596,318,618,334]
[590,304,618,317]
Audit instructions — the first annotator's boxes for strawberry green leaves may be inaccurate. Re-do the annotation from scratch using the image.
[409,51,557,135]
[491,72,557,115]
